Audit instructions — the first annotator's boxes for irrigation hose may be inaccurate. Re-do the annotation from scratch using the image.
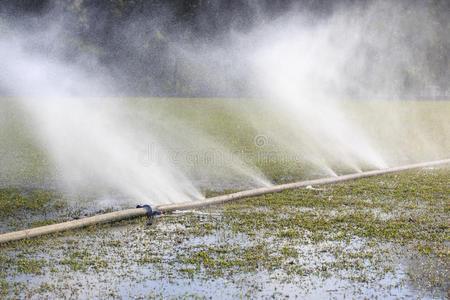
[0,158,449,244]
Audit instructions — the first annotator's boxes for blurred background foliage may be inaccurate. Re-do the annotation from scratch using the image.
[0,0,448,97]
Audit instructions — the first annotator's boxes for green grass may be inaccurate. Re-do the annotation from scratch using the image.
[1,98,449,185]
[0,98,449,298]
[0,167,448,298]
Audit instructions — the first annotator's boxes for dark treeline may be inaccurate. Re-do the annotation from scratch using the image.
[0,0,449,97]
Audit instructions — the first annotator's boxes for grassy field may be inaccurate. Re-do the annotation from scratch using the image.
[0,167,448,298]
[0,98,449,298]
[1,98,449,187]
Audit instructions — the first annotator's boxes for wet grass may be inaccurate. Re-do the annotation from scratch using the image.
[0,98,449,298]
[0,167,448,298]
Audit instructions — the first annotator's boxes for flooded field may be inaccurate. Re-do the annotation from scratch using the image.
[1,98,449,298]
[0,167,448,299]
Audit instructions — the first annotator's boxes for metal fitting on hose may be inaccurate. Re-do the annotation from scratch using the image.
[136,204,161,225]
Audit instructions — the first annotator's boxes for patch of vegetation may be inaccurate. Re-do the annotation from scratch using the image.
[0,187,66,219]
[16,258,46,274]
